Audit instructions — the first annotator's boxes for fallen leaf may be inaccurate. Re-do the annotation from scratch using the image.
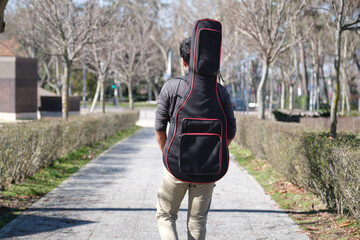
[339,221,352,228]
[307,226,319,231]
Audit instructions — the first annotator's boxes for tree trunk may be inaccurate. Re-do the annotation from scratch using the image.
[311,39,320,111]
[318,39,330,106]
[292,46,300,109]
[341,65,350,114]
[119,83,123,102]
[316,72,320,111]
[345,78,350,113]
[127,79,134,110]
[289,84,294,110]
[299,41,309,110]
[90,79,101,113]
[345,83,350,113]
[61,62,71,120]
[257,60,269,119]
[281,81,285,109]
[152,87,159,100]
[353,51,360,71]
[340,69,345,116]
[231,82,236,98]
[269,76,273,117]
[99,75,105,113]
[149,76,160,100]
[341,34,350,115]
[330,0,343,138]
[320,62,330,105]
[0,0,9,33]
[249,60,257,103]
[148,82,152,101]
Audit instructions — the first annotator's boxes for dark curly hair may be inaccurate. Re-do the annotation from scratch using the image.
[179,37,191,66]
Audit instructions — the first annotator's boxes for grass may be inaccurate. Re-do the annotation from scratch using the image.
[229,142,360,240]
[117,101,157,108]
[0,125,141,229]
[344,111,360,117]
[83,101,157,108]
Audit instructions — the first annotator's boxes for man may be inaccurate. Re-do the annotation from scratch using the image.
[155,37,236,240]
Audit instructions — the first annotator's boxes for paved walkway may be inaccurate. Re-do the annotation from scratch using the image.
[0,126,309,240]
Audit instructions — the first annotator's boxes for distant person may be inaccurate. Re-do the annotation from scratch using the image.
[155,21,236,240]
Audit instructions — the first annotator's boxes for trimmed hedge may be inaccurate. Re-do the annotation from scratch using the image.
[300,116,360,134]
[234,113,360,219]
[0,111,139,190]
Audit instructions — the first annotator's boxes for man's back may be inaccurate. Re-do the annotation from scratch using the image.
[155,74,236,140]
[155,19,236,240]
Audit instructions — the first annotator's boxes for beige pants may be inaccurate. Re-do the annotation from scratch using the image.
[156,168,215,240]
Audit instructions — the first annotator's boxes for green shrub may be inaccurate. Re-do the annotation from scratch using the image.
[0,111,139,190]
[300,133,360,217]
[234,113,360,219]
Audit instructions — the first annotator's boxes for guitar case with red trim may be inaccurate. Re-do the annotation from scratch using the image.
[163,19,228,183]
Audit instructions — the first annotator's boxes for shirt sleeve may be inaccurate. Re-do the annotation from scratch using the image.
[219,85,236,139]
[155,81,171,132]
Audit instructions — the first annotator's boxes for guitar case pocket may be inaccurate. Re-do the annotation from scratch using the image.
[179,118,222,175]
[179,133,221,175]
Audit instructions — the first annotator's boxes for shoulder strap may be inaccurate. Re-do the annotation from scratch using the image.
[175,77,187,98]
[217,84,223,105]
[169,77,187,122]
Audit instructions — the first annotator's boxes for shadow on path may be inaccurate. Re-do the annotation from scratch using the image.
[0,215,95,239]
[28,207,326,215]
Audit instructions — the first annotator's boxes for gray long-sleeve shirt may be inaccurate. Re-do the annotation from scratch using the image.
[155,74,236,139]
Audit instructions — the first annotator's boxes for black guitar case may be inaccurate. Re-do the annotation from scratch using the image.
[163,19,228,183]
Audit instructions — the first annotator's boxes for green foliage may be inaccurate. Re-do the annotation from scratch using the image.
[234,113,360,219]
[0,111,139,190]
[295,95,308,110]
[70,69,98,98]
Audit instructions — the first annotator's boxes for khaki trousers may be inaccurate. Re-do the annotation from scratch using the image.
[156,168,215,240]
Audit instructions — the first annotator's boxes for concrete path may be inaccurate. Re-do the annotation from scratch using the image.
[0,127,309,240]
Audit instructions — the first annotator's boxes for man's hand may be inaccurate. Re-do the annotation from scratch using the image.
[155,131,167,153]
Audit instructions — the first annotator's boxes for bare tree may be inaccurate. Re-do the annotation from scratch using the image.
[313,9,333,107]
[30,0,98,119]
[84,2,116,113]
[148,26,171,99]
[5,2,63,94]
[307,8,330,109]
[328,0,360,137]
[235,0,305,119]
[274,51,297,110]
[112,1,158,110]
[142,46,164,101]
[40,56,63,94]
